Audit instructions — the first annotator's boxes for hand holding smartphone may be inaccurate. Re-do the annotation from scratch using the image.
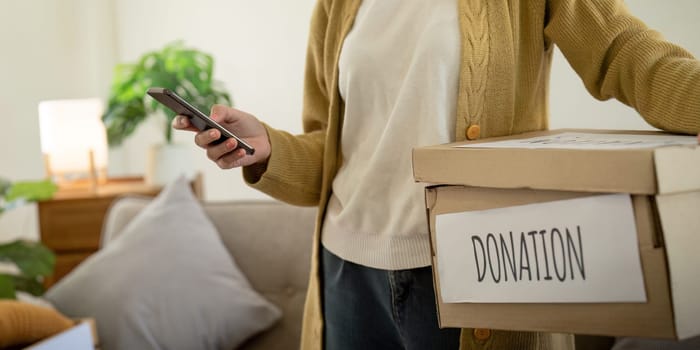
[147,87,255,155]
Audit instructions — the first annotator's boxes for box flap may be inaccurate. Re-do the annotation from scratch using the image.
[413,129,696,195]
[656,192,700,340]
[654,146,700,194]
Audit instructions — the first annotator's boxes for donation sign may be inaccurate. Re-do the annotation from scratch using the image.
[435,194,647,303]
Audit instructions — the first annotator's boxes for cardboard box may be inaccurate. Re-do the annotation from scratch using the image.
[412,129,700,340]
[26,319,98,350]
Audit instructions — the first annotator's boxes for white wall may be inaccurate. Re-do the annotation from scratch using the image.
[0,0,116,180]
[110,0,317,201]
[1,1,699,241]
[0,0,116,241]
[549,1,700,130]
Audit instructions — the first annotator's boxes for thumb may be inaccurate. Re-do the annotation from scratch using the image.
[210,104,234,123]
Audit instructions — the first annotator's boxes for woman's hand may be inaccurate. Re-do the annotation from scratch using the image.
[172,105,271,169]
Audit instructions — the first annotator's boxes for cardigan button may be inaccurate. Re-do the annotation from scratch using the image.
[473,328,492,341]
[466,124,481,140]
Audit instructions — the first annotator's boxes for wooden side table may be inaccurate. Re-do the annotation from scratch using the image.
[38,176,203,287]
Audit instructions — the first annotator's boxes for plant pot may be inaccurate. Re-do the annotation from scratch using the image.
[145,143,196,186]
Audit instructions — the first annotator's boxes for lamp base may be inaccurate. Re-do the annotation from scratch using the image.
[43,152,107,194]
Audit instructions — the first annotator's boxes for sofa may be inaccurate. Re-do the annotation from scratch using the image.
[41,174,318,350]
[99,195,318,349]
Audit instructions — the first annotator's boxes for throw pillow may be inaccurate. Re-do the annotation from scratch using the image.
[45,176,281,350]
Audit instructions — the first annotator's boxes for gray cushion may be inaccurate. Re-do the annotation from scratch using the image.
[101,196,317,350]
[46,176,281,350]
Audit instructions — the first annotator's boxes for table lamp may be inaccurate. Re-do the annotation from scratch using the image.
[38,98,108,191]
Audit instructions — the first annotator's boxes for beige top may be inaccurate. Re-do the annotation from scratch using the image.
[321,0,460,270]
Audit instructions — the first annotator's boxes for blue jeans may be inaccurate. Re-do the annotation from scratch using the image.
[322,246,460,350]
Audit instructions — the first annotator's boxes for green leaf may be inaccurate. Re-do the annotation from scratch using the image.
[102,40,232,146]
[4,180,57,202]
[0,274,17,299]
[11,275,45,296]
[103,98,148,146]
[0,240,55,278]
[0,177,10,197]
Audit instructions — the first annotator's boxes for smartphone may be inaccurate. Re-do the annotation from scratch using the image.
[147,87,255,155]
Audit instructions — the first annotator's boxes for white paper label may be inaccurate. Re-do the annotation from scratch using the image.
[32,322,94,350]
[435,194,647,303]
[455,132,697,150]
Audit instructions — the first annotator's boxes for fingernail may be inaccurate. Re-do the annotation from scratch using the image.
[209,130,217,138]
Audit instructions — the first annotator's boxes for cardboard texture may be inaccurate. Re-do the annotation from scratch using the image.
[413,129,700,339]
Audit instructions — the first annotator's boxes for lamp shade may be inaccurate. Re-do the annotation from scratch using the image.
[38,98,108,176]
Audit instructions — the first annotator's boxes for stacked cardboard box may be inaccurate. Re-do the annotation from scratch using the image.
[412,129,700,339]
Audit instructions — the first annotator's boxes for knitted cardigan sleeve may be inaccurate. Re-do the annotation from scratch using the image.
[242,0,330,206]
[545,0,700,134]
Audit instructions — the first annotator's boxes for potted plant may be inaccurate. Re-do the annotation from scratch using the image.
[102,41,232,145]
[101,41,232,184]
[0,177,57,299]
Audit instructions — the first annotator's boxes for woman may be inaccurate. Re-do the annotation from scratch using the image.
[174,1,700,349]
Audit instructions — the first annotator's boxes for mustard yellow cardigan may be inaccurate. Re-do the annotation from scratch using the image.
[244,0,700,348]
